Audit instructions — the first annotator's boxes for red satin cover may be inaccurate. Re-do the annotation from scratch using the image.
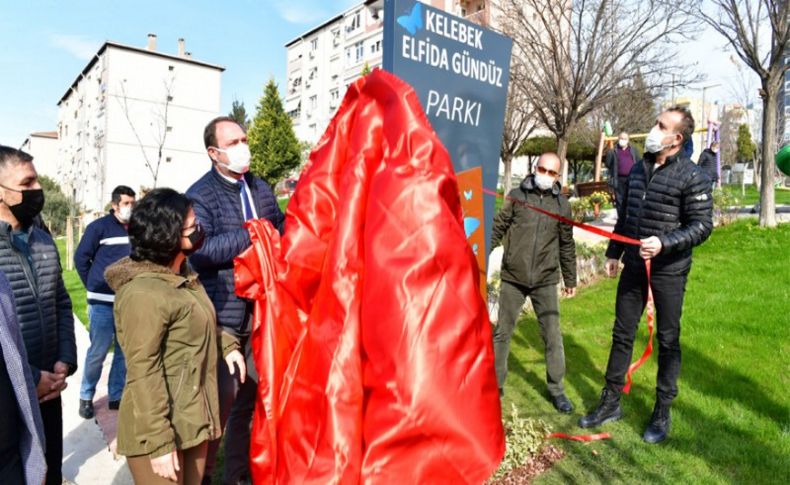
[234,69,504,484]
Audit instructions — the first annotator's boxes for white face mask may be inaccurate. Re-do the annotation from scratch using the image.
[618,139,628,148]
[118,206,132,223]
[645,126,676,154]
[213,143,251,174]
[534,173,555,191]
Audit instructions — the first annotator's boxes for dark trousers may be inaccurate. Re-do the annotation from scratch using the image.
[40,396,63,485]
[614,180,628,215]
[493,280,566,396]
[604,263,688,406]
[203,338,258,485]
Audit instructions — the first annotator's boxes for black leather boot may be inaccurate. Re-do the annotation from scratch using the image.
[578,388,622,428]
[78,399,94,419]
[643,402,671,444]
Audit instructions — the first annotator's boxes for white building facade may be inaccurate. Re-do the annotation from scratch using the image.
[57,35,223,214]
[20,131,60,181]
[284,0,495,144]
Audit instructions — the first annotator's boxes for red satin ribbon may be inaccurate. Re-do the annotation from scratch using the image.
[482,188,654,395]
[548,432,612,442]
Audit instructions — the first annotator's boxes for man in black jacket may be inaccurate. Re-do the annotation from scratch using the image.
[490,153,577,413]
[187,117,285,484]
[697,141,719,187]
[579,107,713,443]
[0,145,77,484]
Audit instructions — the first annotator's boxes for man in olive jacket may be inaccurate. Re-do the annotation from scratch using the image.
[490,153,577,413]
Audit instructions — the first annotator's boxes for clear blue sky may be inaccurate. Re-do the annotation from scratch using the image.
[0,0,358,145]
[0,0,756,146]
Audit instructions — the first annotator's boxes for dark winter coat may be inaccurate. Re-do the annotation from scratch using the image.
[697,148,719,184]
[73,211,130,305]
[605,144,641,192]
[491,175,577,288]
[0,221,77,384]
[606,151,714,274]
[186,168,284,335]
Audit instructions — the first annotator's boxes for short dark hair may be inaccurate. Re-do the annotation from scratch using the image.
[666,106,695,144]
[111,185,136,204]
[128,188,191,266]
[0,145,33,171]
[203,116,244,149]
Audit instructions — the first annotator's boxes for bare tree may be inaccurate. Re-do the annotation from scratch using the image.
[500,57,539,194]
[500,0,701,185]
[116,75,175,188]
[697,0,790,228]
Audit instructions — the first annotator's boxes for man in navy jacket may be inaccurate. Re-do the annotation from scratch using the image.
[187,116,285,484]
[74,185,135,419]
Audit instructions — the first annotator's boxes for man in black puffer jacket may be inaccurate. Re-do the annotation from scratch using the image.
[579,107,713,444]
[0,145,77,485]
[187,117,284,484]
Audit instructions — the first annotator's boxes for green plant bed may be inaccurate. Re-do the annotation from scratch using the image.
[722,184,790,206]
[501,220,790,484]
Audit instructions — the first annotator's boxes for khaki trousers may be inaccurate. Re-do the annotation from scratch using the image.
[127,441,208,485]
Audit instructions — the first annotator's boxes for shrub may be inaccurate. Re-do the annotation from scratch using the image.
[490,404,553,481]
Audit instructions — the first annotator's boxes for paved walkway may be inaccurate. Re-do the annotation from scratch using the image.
[62,317,132,485]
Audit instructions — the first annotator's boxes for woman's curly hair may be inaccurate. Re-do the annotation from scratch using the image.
[128,188,191,266]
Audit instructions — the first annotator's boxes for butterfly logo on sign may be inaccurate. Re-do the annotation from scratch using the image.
[397,2,423,35]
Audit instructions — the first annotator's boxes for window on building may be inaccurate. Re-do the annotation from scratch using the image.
[332,28,341,47]
[371,40,381,55]
[166,126,173,132]
[311,38,318,51]
[347,11,361,32]
[331,89,339,101]
[166,156,173,163]
[347,41,364,64]
[168,65,175,71]
[167,95,174,102]
[310,95,317,110]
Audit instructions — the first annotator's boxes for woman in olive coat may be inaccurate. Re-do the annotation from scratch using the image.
[105,188,244,484]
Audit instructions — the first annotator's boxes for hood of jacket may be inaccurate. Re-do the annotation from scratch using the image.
[105,257,199,293]
[520,173,561,196]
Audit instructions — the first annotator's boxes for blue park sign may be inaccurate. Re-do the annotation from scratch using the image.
[383,0,513,266]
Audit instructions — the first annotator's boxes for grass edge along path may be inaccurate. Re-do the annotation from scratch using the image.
[501,219,789,484]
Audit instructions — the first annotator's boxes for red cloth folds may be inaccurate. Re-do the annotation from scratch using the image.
[235,69,504,484]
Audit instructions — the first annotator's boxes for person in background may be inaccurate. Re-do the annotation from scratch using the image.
[490,153,577,414]
[697,141,720,187]
[0,145,76,485]
[187,116,284,484]
[0,270,47,485]
[605,131,641,213]
[105,188,245,484]
[75,185,136,419]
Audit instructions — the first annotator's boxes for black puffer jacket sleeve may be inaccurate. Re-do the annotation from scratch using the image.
[658,167,713,255]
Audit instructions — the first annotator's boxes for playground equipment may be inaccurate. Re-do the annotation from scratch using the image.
[777,144,790,177]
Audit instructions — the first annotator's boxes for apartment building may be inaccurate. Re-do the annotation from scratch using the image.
[284,0,498,143]
[57,34,224,214]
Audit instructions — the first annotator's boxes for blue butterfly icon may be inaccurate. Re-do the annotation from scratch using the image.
[464,217,481,239]
[397,2,423,36]
[463,190,473,201]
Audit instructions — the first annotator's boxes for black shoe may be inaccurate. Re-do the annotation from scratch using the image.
[78,399,94,419]
[552,394,574,414]
[578,388,622,428]
[643,403,671,444]
[108,400,121,411]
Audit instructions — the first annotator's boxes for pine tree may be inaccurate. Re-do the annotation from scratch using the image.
[736,124,756,164]
[229,98,250,129]
[361,62,372,76]
[248,79,302,186]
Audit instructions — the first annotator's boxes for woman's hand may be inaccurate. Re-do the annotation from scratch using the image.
[150,450,180,482]
[225,350,247,384]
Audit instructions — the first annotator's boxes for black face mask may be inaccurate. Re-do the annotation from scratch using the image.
[182,223,205,255]
[1,186,45,228]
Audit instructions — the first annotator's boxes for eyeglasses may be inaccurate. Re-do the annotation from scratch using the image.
[536,166,559,177]
[182,222,201,235]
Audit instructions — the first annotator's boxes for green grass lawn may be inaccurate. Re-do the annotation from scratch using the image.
[502,220,789,484]
[55,237,88,327]
[722,184,790,206]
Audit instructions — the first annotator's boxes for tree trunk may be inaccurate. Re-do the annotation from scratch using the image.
[502,153,514,195]
[759,86,777,228]
[557,136,570,187]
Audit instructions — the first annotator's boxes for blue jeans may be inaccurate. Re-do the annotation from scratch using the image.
[79,303,126,401]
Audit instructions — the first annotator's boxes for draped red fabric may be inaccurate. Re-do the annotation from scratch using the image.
[234,69,504,484]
